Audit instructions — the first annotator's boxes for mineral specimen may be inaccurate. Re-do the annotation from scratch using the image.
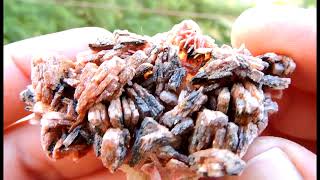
[20,20,296,179]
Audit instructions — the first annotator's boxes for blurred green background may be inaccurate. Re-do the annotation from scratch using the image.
[4,0,316,45]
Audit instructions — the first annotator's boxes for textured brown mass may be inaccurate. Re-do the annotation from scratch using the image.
[20,20,296,179]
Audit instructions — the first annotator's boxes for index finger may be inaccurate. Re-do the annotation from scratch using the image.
[4,27,111,128]
[231,6,316,93]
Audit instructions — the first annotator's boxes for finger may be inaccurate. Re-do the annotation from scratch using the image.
[4,51,31,128]
[232,148,302,180]
[223,136,316,180]
[231,6,316,93]
[261,126,316,153]
[5,27,112,77]
[4,124,112,179]
[268,86,316,141]
[76,169,126,180]
[4,27,111,128]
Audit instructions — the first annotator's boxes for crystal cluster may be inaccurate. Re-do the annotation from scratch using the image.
[20,20,295,179]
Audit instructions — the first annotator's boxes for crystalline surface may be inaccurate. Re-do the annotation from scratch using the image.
[20,20,296,179]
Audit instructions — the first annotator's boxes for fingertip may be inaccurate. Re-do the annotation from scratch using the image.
[225,147,302,180]
[7,26,112,49]
[240,136,316,180]
[49,27,112,46]
[231,6,316,53]
[5,27,112,77]
[230,7,255,48]
[231,6,316,93]
[65,26,112,35]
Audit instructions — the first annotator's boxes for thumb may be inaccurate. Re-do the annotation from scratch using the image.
[223,136,316,180]
[231,6,316,93]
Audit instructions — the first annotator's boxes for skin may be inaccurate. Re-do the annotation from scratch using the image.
[4,6,316,180]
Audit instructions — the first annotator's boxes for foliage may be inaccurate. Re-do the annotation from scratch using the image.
[4,0,316,45]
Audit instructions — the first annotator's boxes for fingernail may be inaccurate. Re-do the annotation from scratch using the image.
[226,147,302,180]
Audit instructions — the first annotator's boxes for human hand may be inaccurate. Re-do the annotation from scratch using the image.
[221,6,316,180]
[4,27,127,180]
[4,6,316,180]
